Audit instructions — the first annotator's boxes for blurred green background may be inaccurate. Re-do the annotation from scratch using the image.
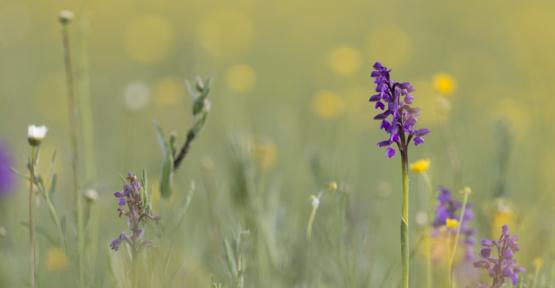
[0,0,554,287]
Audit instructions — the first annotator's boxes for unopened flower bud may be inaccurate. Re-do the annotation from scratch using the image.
[58,10,74,25]
[27,125,48,146]
[85,189,98,203]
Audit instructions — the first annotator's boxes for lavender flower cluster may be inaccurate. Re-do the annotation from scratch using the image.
[475,225,524,288]
[433,187,476,260]
[110,172,157,251]
[0,143,14,197]
[369,62,429,158]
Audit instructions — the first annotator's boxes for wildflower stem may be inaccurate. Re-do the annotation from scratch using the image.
[400,150,410,288]
[173,130,196,171]
[27,146,38,288]
[447,188,470,288]
[61,18,85,287]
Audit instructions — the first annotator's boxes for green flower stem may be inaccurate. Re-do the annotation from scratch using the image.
[401,151,410,288]
[448,188,470,288]
[27,146,38,288]
[61,19,85,287]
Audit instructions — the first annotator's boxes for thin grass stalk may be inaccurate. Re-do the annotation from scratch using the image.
[60,14,85,287]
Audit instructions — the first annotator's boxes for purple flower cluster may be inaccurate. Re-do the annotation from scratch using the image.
[432,187,475,260]
[369,62,429,158]
[474,225,524,288]
[110,172,157,251]
[0,143,14,197]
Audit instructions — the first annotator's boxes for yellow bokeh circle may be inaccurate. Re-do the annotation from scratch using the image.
[125,15,175,64]
[328,46,362,76]
[226,64,256,93]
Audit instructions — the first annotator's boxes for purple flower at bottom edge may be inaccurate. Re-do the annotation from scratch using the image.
[369,62,429,158]
[474,225,524,287]
[0,143,14,197]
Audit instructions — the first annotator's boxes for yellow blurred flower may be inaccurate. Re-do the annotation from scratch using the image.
[46,247,68,272]
[197,10,253,58]
[492,200,515,238]
[153,77,184,107]
[328,46,362,76]
[533,257,544,270]
[311,90,345,118]
[125,15,174,64]
[409,159,430,174]
[327,181,338,191]
[226,64,256,93]
[251,138,277,170]
[433,73,457,96]
[426,231,464,265]
[446,218,459,229]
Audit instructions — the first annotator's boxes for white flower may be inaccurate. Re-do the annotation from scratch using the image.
[85,189,98,203]
[27,125,48,146]
[310,195,320,209]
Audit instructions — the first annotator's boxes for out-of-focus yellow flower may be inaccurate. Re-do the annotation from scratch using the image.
[492,200,515,238]
[328,46,362,76]
[433,73,457,96]
[425,231,464,265]
[327,181,338,191]
[252,139,277,170]
[410,159,430,173]
[446,218,459,229]
[46,247,68,272]
[367,26,411,69]
[226,64,256,93]
[197,10,253,58]
[311,90,345,118]
[533,257,544,270]
[153,77,184,107]
[125,15,174,64]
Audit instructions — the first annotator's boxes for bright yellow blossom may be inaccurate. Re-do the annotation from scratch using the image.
[433,73,457,96]
[409,159,430,173]
[327,181,338,191]
[445,218,459,229]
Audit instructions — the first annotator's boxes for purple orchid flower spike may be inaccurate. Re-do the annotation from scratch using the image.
[370,62,429,158]
[474,225,524,288]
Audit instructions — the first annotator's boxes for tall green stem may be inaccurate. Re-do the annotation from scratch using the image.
[28,146,38,288]
[61,17,85,287]
[401,151,410,288]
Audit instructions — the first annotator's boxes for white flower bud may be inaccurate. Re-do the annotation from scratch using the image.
[85,189,98,203]
[27,125,48,146]
[58,10,74,25]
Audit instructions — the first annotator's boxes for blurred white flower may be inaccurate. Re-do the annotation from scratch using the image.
[85,189,98,203]
[122,81,150,111]
[27,124,48,146]
[310,195,320,209]
[416,211,428,226]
